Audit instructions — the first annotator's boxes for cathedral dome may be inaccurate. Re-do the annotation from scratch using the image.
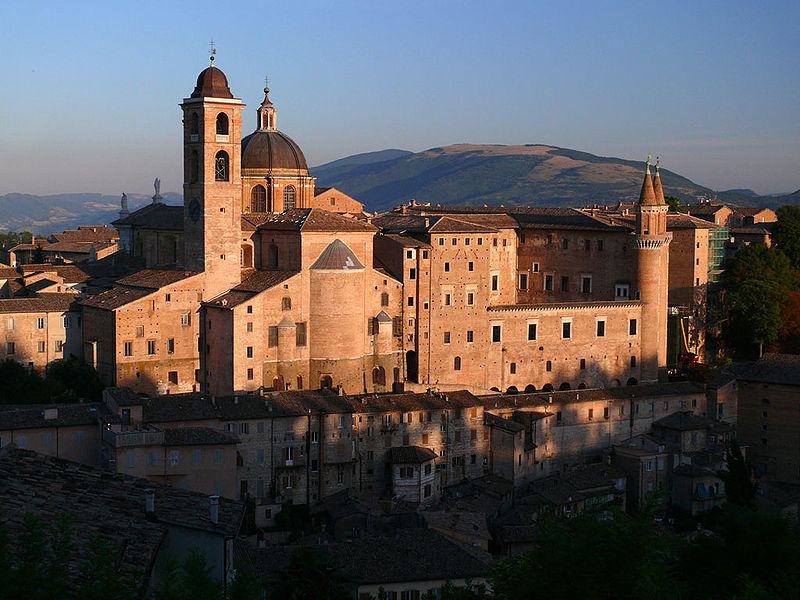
[190,65,234,99]
[241,130,309,174]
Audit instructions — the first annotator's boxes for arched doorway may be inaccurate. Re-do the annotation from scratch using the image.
[559,382,571,391]
[406,351,418,383]
[372,366,385,386]
[542,383,554,392]
[320,375,333,389]
[506,386,518,395]
[626,377,638,386]
[272,375,284,391]
[524,384,536,393]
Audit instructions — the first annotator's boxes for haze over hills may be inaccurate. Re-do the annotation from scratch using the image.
[2,145,797,236]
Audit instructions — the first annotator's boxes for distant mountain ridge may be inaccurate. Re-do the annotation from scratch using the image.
[3,144,797,235]
[312,144,799,213]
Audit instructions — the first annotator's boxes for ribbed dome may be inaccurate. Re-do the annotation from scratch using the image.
[241,130,309,173]
[190,66,234,99]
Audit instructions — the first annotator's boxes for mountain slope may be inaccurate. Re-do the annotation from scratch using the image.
[311,144,792,212]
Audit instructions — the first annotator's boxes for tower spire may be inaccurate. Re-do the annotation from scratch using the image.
[209,39,217,67]
[257,75,277,131]
[638,155,656,205]
[652,156,665,205]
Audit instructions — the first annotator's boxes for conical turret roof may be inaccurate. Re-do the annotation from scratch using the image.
[639,160,658,206]
[652,160,665,205]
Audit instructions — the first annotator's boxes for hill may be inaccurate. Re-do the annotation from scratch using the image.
[0,193,181,235]
[311,144,796,212]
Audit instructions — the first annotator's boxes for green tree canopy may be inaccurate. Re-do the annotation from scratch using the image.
[774,204,800,269]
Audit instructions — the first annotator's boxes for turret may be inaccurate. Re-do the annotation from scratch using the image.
[633,156,671,382]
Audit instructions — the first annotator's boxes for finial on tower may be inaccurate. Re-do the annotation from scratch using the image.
[264,75,270,94]
[646,153,652,174]
[209,39,217,66]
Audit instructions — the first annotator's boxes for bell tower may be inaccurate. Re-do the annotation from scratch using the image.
[633,157,671,382]
[181,54,245,299]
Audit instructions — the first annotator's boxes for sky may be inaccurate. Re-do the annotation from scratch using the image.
[1,0,798,196]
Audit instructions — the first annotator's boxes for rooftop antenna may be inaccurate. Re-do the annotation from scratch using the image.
[209,39,217,66]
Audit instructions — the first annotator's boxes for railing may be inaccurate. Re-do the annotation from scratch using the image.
[103,427,164,448]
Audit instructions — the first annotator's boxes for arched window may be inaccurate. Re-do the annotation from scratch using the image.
[215,151,229,181]
[559,382,571,391]
[320,375,333,389]
[454,356,461,371]
[216,113,229,135]
[190,151,199,183]
[372,366,385,386]
[283,186,296,210]
[380,292,389,307]
[251,185,267,212]
[506,386,518,394]
[272,375,284,391]
[281,297,291,311]
[189,113,200,136]
[542,383,554,392]
[267,245,279,269]
[524,384,536,393]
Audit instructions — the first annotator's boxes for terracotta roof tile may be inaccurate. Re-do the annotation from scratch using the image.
[116,269,200,289]
[386,445,437,464]
[163,427,239,446]
[112,203,184,230]
[0,293,79,314]
[80,286,152,310]
[0,403,118,430]
[255,208,376,233]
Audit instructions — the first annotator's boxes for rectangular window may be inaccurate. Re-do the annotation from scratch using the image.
[36,317,46,330]
[439,238,445,245]
[406,249,413,259]
[562,321,571,339]
[467,292,474,305]
[561,276,569,292]
[629,319,638,335]
[444,293,451,306]
[443,262,450,273]
[62,316,71,329]
[168,371,178,384]
[6,342,14,355]
[123,341,133,357]
[596,320,606,337]
[492,324,502,343]
[546,360,552,372]
[452,237,457,245]
[510,362,516,374]
[54,340,63,352]
[246,305,253,314]
[631,355,637,367]
[214,449,223,464]
[615,284,630,299]
[466,330,474,343]
[167,338,175,354]
[519,273,528,290]
[562,238,569,250]
[580,358,586,370]
[135,326,144,338]
[588,408,594,420]
[544,274,554,291]
[597,239,604,251]
[528,323,537,341]
[5,317,15,331]
[491,274,499,291]
[465,238,471,245]
[181,313,191,326]
[192,449,201,465]
[532,263,540,273]
[422,250,428,258]
[295,322,307,346]
[468,261,474,271]
[268,326,278,347]
[408,296,414,307]
[443,331,450,344]
[311,431,319,443]
[147,340,156,355]
[247,368,254,380]
[409,268,416,280]
[37,341,46,353]
[581,276,592,294]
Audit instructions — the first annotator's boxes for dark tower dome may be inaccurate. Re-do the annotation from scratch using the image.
[190,65,234,99]
[241,130,309,173]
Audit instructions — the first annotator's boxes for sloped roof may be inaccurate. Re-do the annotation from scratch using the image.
[428,216,499,233]
[80,286,151,310]
[310,239,365,270]
[0,449,243,594]
[653,411,716,432]
[116,269,199,290]
[735,353,800,386]
[112,203,184,230]
[0,403,118,430]
[387,445,437,464]
[255,208,376,232]
[163,427,238,446]
[0,293,79,314]
[668,214,720,230]
[20,264,92,283]
[205,271,298,309]
[51,226,119,243]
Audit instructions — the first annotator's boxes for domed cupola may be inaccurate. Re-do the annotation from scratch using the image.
[240,80,309,175]
[190,56,234,99]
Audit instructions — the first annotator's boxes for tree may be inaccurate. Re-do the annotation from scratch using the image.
[269,546,352,600]
[179,548,221,600]
[774,205,800,269]
[665,195,687,213]
[0,359,47,404]
[719,439,756,507]
[45,357,104,402]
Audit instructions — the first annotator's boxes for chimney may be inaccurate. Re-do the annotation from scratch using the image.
[43,408,58,420]
[145,489,156,518]
[210,495,220,524]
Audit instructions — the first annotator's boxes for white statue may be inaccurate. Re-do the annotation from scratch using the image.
[154,177,161,196]
[120,192,130,218]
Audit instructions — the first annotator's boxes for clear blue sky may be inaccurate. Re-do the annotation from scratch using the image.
[1,0,798,196]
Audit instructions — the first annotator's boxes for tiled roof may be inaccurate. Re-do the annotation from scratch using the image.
[428,216,499,233]
[734,353,800,386]
[309,239,365,270]
[255,208,376,232]
[163,427,238,446]
[112,203,184,230]
[0,449,243,593]
[80,286,151,310]
[142,395,220,423]
[667,214,720,230]
[480,381,706,409]
[20,264,92,283]
[347,390,480,413]
[0,403,118,430]
[239,528,489,586]
[485,413,526,433]
[378,233,432,248]
[386,445,437,464]
[314,186,332,196]
[205,271,298,309]
[0,293,79,314]
[653,411,717,431]
[116,269,200,290]
[222,389,354,419]
[51,226,119,243]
